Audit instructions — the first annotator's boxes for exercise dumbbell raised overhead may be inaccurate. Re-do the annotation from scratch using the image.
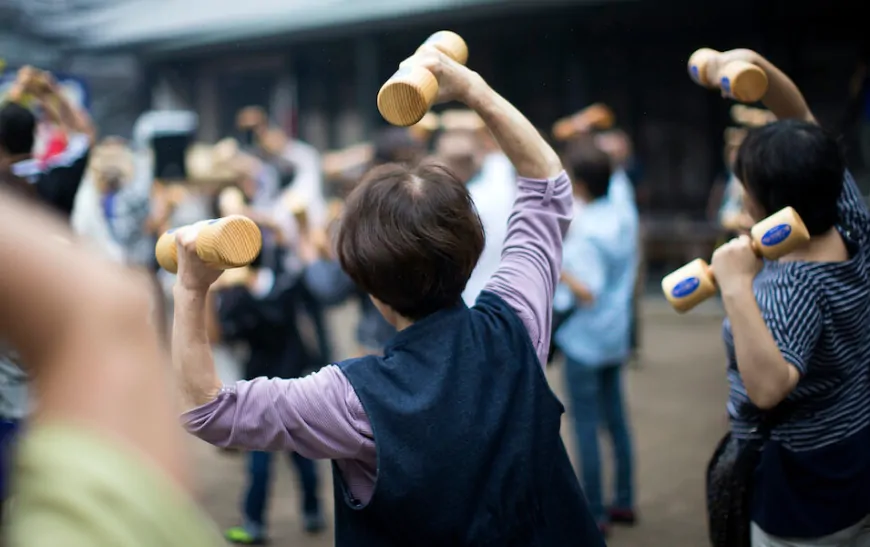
[661,207,810,313]
[688,48,769,103]
[377,31,468,127]
[154,215,263,274]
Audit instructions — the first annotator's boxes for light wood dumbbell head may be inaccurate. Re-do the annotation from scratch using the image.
[688,48,769,104]
[377,31,468,127]
[750,206,809,260]
[155,215,263,274]
[661,258,718,314]
[662,206,810,313]
[718,61,768,103]
[688,48,720,88]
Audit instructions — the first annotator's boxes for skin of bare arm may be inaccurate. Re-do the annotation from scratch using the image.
[0,189,190,492]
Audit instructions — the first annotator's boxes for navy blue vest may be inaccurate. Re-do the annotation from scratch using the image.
[332,291,605,546]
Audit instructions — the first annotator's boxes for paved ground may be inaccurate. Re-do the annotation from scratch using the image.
[189,296,729,546]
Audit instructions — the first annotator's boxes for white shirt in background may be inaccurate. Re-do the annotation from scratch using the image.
[463,152,516,306]
[280,140,326,228]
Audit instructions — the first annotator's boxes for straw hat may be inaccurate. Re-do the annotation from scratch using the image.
[211,137,260,179]
[185,143,238,184]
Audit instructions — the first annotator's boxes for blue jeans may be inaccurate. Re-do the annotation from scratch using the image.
[564,360,635,524]
[244,451,320,530]
[0,420,19,503]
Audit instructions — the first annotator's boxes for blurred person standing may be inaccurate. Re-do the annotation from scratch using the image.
[208,260,325,544]
[236,107,334,364]
[304,127,426,356]
[595,128,643,362]
[554,140,638,537]
[437,110,516,305]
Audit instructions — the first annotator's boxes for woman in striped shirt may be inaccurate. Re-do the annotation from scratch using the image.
[705,49,870,546]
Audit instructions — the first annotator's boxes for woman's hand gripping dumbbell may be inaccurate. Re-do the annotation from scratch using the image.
[377,31,469,127]
[687,48,769,103]
[154,215,263,274]
[661,207,810,313]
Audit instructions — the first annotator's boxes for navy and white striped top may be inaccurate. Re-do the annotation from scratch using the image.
[723,171,870,538]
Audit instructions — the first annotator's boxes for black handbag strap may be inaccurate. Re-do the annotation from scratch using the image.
[752,401,794,444]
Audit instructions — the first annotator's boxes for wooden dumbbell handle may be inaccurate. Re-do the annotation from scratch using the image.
[155,215,263,274]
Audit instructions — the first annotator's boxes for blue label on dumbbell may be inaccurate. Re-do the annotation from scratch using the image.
[207,219,220,225]
[671,277,700,299]
[761,224,791,247]
[720,76,732,95]
[167,228,177,234]
[690,65,700,82]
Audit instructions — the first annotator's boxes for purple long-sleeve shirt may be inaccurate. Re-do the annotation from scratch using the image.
[183,170,572,505]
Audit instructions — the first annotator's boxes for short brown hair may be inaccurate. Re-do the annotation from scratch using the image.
[336,160,485,320]
[563,138,612,200]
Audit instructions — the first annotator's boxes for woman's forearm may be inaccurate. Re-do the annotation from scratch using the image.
[561,271,594,304]
[723,287,800,409]
[172,286,222,410]
[464,78,563,180]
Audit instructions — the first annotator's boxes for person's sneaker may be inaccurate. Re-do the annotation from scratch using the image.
[607,507,638,526]
[303,511,326,534]
[224,526,267,545]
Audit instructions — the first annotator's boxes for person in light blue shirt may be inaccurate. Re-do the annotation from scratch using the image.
[554,140,638,535]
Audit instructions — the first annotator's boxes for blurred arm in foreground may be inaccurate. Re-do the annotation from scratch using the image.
[0,190,219,547]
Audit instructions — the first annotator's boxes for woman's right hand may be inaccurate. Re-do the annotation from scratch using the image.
[175,225,224,293]
[400,45,483,106]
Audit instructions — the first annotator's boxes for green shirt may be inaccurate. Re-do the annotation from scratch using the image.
[5,425,221,547]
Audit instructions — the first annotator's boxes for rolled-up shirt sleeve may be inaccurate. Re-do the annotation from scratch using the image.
[182,364,373,460]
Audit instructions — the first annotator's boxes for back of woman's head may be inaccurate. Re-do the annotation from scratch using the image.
[336,160,484,320]
[734,120,844,236]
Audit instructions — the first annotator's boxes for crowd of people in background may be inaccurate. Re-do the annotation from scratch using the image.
[0,61,650,542]
[3,30,870,547]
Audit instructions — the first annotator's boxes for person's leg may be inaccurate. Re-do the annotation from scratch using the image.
[226,451,272,544]
[563,359,606,528]
[0,419,18,524]
[289,451,325,533]
[599,364,637,524]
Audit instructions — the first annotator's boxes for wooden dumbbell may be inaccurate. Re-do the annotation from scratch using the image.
[377,31,468,127]
[552,103,615,142]
[154,215,263,274]
[661,207,809,313]
[687,48,769,104]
